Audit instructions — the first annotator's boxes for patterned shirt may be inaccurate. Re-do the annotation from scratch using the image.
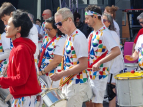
[40,35,66,76]
[135,35,143,68]
[40,22,48,37]
[63,29,88,84]
[0,33,10,74]
[88,26,117,80]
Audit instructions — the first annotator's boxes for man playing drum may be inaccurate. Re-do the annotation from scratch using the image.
[50,8,89,107]
[125,33,143,70]
[84,5,121,107]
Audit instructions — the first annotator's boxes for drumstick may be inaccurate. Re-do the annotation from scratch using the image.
[5,94,12,102]
[50,81,53,89]
[41,87,57,90]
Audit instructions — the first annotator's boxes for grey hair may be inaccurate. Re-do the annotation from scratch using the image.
[137,12,143,20]
[103,13,116,31]
[28,13,34,21]
[55,8,74,22]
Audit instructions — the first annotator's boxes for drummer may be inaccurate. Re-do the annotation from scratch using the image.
[84,5,121,107]
[0,10,41,107]
[38,17,66,88]
[0,20,10,75]
[125,34,143,70]
[50,8,89,107]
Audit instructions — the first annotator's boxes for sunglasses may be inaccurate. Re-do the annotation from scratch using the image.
[103,19,109,23]
[45,28,53,32]
[42,13,48,16]
[55,17,69,26]
[139,21,143,24]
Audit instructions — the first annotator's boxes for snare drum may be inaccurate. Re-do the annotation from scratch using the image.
[115,72,143,106]
[42,88,67,107]
[122,63,138,73]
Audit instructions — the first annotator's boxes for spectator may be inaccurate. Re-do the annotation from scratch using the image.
[0,10,41,107]
[40,9,52,37]
[74,12,92,38]
[35,19,41,26]
[28,13,42,39]
[104,5,120,37]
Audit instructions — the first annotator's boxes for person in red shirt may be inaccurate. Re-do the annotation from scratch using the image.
[132,12,143,53]
[0,10,41,107]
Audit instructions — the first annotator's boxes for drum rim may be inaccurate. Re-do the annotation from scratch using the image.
[114,76,142,80]
[41,88,59,97]
[124,63,138,67]
[43,99,67,107]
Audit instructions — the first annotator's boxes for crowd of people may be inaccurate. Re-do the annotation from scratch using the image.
[0,2,143,107]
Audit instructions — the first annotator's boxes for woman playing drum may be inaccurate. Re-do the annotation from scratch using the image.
[38,17,66,88]
[0,10,41,107]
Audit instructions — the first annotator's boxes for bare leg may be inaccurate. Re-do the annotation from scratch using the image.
[109,83,116,107]
[86,100,94,107]
[94,103,103,107]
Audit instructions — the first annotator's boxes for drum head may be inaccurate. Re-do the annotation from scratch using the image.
[115,72,142,80]
[51,100,67,107]
[124,63,138,67]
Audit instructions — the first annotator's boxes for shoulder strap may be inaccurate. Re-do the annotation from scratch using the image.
[88,33,108,69]
[38,36,56,69]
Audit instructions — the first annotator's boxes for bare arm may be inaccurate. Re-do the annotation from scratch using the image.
[132,43,135,54]
[61,57,88,77]
[99,46,120,64]
[50,57,88,81]
[93,46,121,71]
[125,51,138,61]
[39,55,62,75]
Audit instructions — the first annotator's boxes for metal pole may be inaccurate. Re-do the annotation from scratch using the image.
[76,0,78,12]
[59,0,62,8]
[72,0,74,12]
[69,0,71,10]
[87,0,89,4]
[37,0,41,19]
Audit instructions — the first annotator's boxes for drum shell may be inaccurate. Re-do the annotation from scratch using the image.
[42,89,67,107]
[116,78,143,106]
[123,63,138,73]
[0,88,9,100]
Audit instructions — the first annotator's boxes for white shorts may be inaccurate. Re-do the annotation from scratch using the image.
[62,83,88,107]
[89,77,108,103]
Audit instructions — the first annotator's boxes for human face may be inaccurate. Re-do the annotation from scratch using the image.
[42,11,50,20]
[45,22,57,38]
[85,15,95,28]
[55,15,69,34]
[75,17,80,25]
[102,15,110,28]
[1,15,11,25]
[5,17,18,40]
[139,19,143,27]
[36,20,41,26]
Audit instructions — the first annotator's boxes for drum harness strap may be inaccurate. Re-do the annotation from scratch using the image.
[59,33,108,87]
[38,36,56,70]
[59,34,77,87]
[87,32,108,70]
